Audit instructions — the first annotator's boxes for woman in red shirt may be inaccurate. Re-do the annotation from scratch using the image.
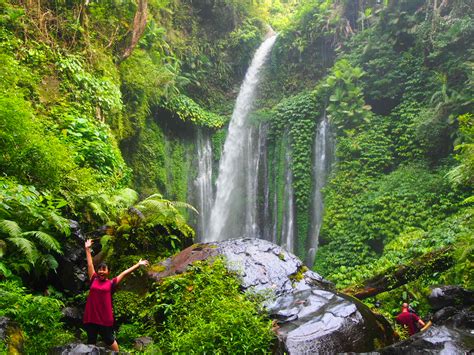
[83,239,148,351]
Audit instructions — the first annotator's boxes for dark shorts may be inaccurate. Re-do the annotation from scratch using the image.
[84,323,115,346]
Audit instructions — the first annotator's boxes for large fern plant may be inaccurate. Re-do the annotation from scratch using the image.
[0,178,69,277]
[84,188,196,269]
[0,219,62,276]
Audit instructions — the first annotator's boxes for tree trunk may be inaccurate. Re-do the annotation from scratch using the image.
[343,247,454,300]
[122,0,148,60]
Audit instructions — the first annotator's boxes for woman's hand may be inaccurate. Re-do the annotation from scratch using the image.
[137,259,149,267]
[85,239,93,250]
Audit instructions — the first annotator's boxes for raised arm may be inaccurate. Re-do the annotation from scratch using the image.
[85,239,95,280]
[116,259,149,284]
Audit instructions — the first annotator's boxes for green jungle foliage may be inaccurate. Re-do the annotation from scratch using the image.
[145,258,274,353]
[260,0,472,325]
[0,280,74,354]
[84,188,196,271]
[0,0,473,352]
[0,178,69,278]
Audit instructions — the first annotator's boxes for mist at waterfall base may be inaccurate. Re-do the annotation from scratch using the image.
[194,35,333,265]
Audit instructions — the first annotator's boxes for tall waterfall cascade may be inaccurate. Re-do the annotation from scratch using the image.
[205,34,277,242]
[306,115,333,266]
[196,34,333,266]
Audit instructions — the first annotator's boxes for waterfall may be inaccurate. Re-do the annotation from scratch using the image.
[194,129,213,239]
[281,148,295,253]
[206,34,277,242]
[306,115,333,266]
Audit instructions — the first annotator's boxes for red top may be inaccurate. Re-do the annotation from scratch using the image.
[83,273,118,326]
[396,311,420,335]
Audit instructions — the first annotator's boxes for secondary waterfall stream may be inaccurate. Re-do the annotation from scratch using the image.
[204,34,277,242]
[194,129,213,238]
[306,115,333,266]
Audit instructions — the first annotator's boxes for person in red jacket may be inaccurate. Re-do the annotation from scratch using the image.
[396,303,426,336]
[83,238,148,351]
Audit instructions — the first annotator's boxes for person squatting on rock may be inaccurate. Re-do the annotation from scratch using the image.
[395,302,426,336]
[83,238,149,351]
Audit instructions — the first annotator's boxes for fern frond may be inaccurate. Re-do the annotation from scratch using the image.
[0,239,6,257]
[0,261,12,277]
[112,188,139,207]
[48,211,71,236]
[0,219,22,237]
[168,201,198,214]
[143,193,164,200]
[7,236,38,263]
[41,254,59,271]
[22,231,62,254]
[136,199,170,213]
[461,196,474,205]
[140,194,198,214]
[88,201,109,222]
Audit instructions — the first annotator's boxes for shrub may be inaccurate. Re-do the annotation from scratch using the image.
[0,280,73,354]
[147,258,274,353]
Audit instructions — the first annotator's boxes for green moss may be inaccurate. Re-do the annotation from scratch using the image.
[289,265,309,285]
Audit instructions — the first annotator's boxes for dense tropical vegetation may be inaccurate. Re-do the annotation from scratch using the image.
[0,0,472,353]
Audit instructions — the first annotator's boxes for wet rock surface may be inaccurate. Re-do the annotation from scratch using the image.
[53,221,89,293]
[428,285,474,311]
[378,325,474,354]
[50,343,110,354]
[61,306,83,328]
[149,238,394,353]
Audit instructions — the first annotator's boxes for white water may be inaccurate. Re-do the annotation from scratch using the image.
[306,115,333,266]
[194,129,213,238]
[206,35,277,242]
[281,147,295,253]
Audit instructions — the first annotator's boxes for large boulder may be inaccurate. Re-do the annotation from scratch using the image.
[149,238,394,353]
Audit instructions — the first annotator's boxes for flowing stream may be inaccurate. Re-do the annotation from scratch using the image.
[204,34,277,242]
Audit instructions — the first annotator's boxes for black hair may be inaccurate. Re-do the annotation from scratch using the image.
[97,262,109,270]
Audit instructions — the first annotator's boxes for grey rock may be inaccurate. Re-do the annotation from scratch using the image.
[62,307,83,328]
[378,325,474,355]
[133,336,153,351]
[50,343,110,354]
[149,238,394,354]
[0,316,8,340]
[428,286,474,311]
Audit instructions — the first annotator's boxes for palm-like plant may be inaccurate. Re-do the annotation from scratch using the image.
[85,188,196,269]
[135,193,198,226]
[0,178,69,277]
[86,188,139,224]
[0,219,62,275]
